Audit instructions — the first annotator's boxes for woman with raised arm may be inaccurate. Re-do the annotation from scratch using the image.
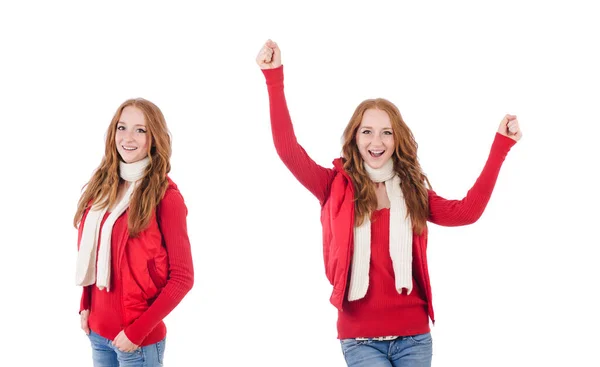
[256,39,521,367]
[74,98,194,366]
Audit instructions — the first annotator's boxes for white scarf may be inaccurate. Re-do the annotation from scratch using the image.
[348,158,413,301]
[75,157,150,291]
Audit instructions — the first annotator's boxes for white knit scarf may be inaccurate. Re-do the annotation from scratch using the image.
[348,158,413,301]
[75,157,150,291]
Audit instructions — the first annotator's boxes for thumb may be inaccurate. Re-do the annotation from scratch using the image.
[82,320,90,335]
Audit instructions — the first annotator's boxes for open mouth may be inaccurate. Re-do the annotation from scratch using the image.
[369,149,385,158]
[122,146,138,151]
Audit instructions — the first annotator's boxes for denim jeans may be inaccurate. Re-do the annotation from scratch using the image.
[88,330,166,367]
[340,333,432,367]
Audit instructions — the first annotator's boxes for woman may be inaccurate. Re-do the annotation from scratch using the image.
[256,40,521,367]
[74,98,194,366]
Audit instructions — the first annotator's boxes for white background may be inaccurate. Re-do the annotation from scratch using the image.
[1,1,599,366]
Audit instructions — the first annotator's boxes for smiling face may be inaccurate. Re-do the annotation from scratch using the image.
[115,106,149,163]
[355,108,395,169]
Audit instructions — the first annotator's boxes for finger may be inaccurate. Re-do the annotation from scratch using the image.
[261,47,273,58]
[256,52,271,65]
[271,44,281,58]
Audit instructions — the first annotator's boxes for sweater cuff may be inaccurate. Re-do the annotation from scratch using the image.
[262,65,284,86]
[491,132,516,156]
[79,286,90,314]
[124,323,148,346]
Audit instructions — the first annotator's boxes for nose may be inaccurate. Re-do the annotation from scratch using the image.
[371,133,383,146]
[122,130,135,142]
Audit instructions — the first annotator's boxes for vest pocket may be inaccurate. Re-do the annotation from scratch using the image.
[147,258,167,289]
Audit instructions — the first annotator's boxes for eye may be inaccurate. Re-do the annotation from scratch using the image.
[383,131,393,135]
[117,126,125,131]
[361,129,371,134]
[136,128,147,133]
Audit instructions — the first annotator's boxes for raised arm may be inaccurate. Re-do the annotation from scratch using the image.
[428,115,521,226]
[257,40,335,204]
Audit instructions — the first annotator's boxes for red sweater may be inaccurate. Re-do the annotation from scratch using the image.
[337,208,430,338]
[79,181,194,346]
[262,66,515,339]
[88,212,126,342]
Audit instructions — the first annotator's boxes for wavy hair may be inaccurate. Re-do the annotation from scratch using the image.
[342,98,431,234]
[73,98,171,237]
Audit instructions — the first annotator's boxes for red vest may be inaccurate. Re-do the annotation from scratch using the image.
[321,159,435,323]
[77,183,173,327]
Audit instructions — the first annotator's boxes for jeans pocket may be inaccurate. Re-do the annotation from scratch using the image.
[340,338,369,356]
[156,338,166,364]
[115,346,144,364]
[407,332,432,345]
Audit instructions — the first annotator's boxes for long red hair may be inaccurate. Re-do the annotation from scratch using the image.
[73,98,171,237]
[342,98,431,234]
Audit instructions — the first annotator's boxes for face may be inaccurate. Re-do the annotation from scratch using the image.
[355,108,395,169]
[115,106,149,163]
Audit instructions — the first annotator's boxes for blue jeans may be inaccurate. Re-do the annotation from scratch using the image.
[340,333,432,367]
[88,330,166,367]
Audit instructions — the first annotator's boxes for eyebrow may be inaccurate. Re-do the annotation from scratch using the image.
[360,126,393,130]
[117,121,147,128]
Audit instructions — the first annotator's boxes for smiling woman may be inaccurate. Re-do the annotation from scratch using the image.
[73,98,194,367]
[116,106,150,164]
[257,40,522,367]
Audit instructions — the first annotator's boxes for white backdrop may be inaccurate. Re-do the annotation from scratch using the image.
[1,1,598,366]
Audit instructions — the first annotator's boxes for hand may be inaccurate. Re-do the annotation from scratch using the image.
[497,114,522,141]
[80,309,90,335]
[256,39,281,69]
[112,330,139,353]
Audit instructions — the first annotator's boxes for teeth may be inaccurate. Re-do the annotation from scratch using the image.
[123,146,137,151]
[369,150,385,157]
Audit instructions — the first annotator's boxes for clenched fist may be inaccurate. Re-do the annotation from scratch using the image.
[256,39,281,70]
[498,114,522,141]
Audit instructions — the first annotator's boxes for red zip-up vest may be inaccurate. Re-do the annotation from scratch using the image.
[321,133,515,323]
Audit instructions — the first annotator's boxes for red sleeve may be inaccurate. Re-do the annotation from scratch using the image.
[124,188,194,345]
[263,66,335,204]
[428,133,516,226]
[77,209,91,314]
[79,287,91,313]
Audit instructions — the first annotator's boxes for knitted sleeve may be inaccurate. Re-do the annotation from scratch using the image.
[428,133,516,226]
[77,209,91,313]
[263,66,335,204]
[123,188,194,345]
[79,287,91,313]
